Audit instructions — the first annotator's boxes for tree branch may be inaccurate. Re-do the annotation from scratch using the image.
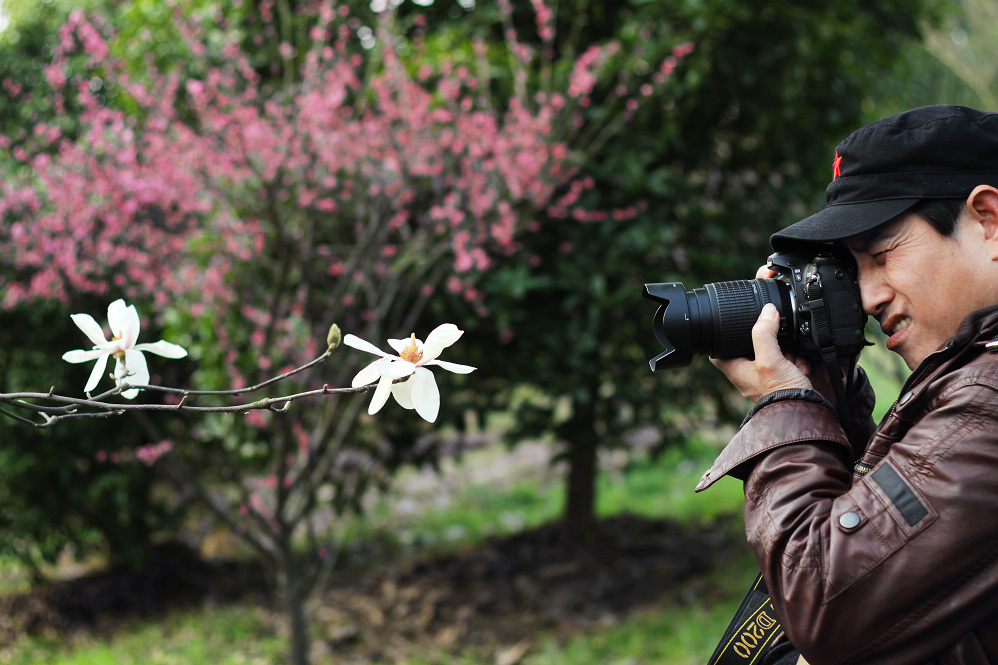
[0,345,383,428]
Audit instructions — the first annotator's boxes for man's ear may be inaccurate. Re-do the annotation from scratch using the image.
[968,185,998,255]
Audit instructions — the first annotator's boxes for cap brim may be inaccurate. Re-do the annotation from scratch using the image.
[771,198,919,251]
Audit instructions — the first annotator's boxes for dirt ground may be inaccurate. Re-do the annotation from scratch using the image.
[0,441,745,662]
[310,513,743,663]
[0,515,741,663]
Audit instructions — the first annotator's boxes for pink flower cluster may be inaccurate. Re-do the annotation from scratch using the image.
[568,43,619,100]
[135,440,174,466]
[0,0,693,393]
[530,0,555,42]
[95,440,173,466]
[2,7,588,307]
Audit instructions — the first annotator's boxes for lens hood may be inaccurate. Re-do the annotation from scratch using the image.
[642,282,695,371]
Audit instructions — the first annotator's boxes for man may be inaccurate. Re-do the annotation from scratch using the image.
[698,105,998,664]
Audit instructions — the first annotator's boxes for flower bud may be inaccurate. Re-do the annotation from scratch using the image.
[326,323,342,350]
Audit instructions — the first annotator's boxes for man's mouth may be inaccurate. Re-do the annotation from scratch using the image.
[885,316,912,337]
[882,315,912,351]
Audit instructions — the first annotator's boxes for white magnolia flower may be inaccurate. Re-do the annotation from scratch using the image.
[343,323,475,422]
[62,299,188,399]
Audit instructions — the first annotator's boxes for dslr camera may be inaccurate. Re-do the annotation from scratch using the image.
[642,247,867,371]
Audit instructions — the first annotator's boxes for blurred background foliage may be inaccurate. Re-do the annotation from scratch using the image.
[0,0,994,660]
[432,0,952,534]
[0,0,968,574]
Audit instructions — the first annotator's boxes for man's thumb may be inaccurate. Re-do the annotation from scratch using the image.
[752,304,782,357]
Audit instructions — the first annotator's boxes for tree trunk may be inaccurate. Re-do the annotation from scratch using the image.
[563,437,598,538]
[282,552,312,665]
[562,379,600,538]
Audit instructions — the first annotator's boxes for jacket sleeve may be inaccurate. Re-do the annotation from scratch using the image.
[696,365,874,489]
[709,371,998,665]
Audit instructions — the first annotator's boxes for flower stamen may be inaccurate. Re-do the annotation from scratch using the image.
[111,335,126,359]
[399,333,423,364]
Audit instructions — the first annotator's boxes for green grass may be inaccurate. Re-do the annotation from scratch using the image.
[0,553,32,595]
[331,444,566,558]
[3,605,287,665]
[3,437,748,665]
[597,438,745,525]
[523,581,753,665]
[329,435,744,565]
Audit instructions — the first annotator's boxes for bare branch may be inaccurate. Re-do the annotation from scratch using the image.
[0,349,378,428]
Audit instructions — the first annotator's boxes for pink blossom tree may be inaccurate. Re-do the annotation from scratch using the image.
[0,2,689,662]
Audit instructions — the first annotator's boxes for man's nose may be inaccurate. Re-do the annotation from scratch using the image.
[857,272,892,318]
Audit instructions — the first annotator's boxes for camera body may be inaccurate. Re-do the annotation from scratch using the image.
[642,247,867,371]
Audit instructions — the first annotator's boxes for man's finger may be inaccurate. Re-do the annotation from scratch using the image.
[755,265,777,279]
[751,303,812,392]
[751,303,783,366]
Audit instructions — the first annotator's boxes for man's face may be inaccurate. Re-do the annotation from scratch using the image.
[847,209,998,370]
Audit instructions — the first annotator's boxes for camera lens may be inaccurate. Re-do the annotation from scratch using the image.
[643,278,792,371]
[704,280,789,358]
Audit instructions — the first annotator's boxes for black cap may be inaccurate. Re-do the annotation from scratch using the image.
[771,105,998,250]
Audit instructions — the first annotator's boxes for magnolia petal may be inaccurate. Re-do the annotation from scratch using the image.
[121,349,151,385]
[70,313,110,348]
[351,360,383,388]
[425,359,476,374]
[368,375,393,415]
[378,358,417,379]
[387,337,420,355]
[133,340,188,359]
[410,367,440,423]
[107,299,127,329]
[117,349,150,399]
[84,353,110,394]
[343,334,390,358]
[421,324,462,362]
[123,304,141,348]
[108,300,140,348]
[391,377,415,410]
[62,348,107,364]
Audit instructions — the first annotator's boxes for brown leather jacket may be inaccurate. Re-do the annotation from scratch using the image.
[697,304,998,665]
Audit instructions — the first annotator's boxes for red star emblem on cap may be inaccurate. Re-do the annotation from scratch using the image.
[832,150,842,181]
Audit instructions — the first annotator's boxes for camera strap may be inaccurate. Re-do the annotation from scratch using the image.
[805,279,852,425]
[707,571,782,665]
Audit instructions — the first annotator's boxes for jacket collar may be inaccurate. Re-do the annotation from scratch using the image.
[893,303,998,416]
[951,303,998,349]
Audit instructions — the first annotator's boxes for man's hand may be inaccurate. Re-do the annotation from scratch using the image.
[710,302,814,403]
[710,264,815,402]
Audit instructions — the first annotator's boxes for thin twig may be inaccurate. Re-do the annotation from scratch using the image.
[0,348,381,428]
